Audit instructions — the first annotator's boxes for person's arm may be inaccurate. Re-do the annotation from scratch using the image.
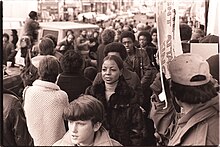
[9,95,34,146]
[129,104,145,145]
[149,73,177,145]
[76,37,89,49]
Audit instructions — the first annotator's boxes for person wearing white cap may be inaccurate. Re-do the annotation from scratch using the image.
[150,53,219,146]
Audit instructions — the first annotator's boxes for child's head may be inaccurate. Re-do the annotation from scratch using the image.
[63,95,104,125]
[63,95,105,145]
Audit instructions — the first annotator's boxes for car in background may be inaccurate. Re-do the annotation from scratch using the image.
[38,21,99,43]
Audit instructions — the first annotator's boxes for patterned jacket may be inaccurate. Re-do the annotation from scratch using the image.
[23,80,69,146]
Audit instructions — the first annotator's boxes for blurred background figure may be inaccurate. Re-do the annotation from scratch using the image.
[57,32,75,55]
[180,23,192,53]
[21,11,40,44]
[96,28,116,72]
[11,29,19,49]
[84,66,98,82]
[3,33,16,67]
[190,28,205,43]
[57,50,92,103]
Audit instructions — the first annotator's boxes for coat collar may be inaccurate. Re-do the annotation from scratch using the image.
[32,79,60,90]
[54,127,121,146]
[169,95,219,145]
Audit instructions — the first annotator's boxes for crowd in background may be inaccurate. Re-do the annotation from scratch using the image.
[3,10,219,146]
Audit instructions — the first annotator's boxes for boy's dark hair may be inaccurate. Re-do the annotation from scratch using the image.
[60,50,83,73]
[120,31,135,42]
[63,95,104,125]
[38,56,60,83]
[171,81,218,104]
[104,42,128,61]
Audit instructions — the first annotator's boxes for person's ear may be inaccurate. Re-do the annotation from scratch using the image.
[93,122,102,132]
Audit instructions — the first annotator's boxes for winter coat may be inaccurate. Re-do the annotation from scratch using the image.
[23,80,69,146]
[3,89,34,146]
[93,68,146,111]
[56,72,92,103]
[85,76,144,146]
[53,127,122,146]
[151,95,219,146]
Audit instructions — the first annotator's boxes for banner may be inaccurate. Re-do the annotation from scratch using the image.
[156,0,182,107]
[207,0,219,36]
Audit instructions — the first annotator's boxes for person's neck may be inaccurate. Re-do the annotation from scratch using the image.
[181,103,194,114]
[105,80,118,92]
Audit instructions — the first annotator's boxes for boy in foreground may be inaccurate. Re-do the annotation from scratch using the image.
[53,95,122,146]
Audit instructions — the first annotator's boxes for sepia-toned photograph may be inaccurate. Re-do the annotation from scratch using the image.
[2,0,219,146]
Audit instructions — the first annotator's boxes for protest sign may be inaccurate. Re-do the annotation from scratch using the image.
[191,43,218,59]
[156,0,182,108]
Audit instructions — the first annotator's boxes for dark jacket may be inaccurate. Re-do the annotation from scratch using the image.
[56,72,92,103]
[85,76,144,146]
[150,84,219,146]
[93,68,148,112]
[3,89,34,146]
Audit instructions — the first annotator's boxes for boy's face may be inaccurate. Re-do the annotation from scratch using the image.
[121,37,134,54]
[138,35,147,48]
[68,120,101,146]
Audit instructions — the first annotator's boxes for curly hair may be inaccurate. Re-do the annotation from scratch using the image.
[60,50,83,73]
[101,29,116,45]
[138,31,152,43]
[120,31,135,42]
[104,42,128,61]
[150,27,157,36]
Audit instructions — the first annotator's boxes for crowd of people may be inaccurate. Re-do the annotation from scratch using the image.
[3,10,219,146]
